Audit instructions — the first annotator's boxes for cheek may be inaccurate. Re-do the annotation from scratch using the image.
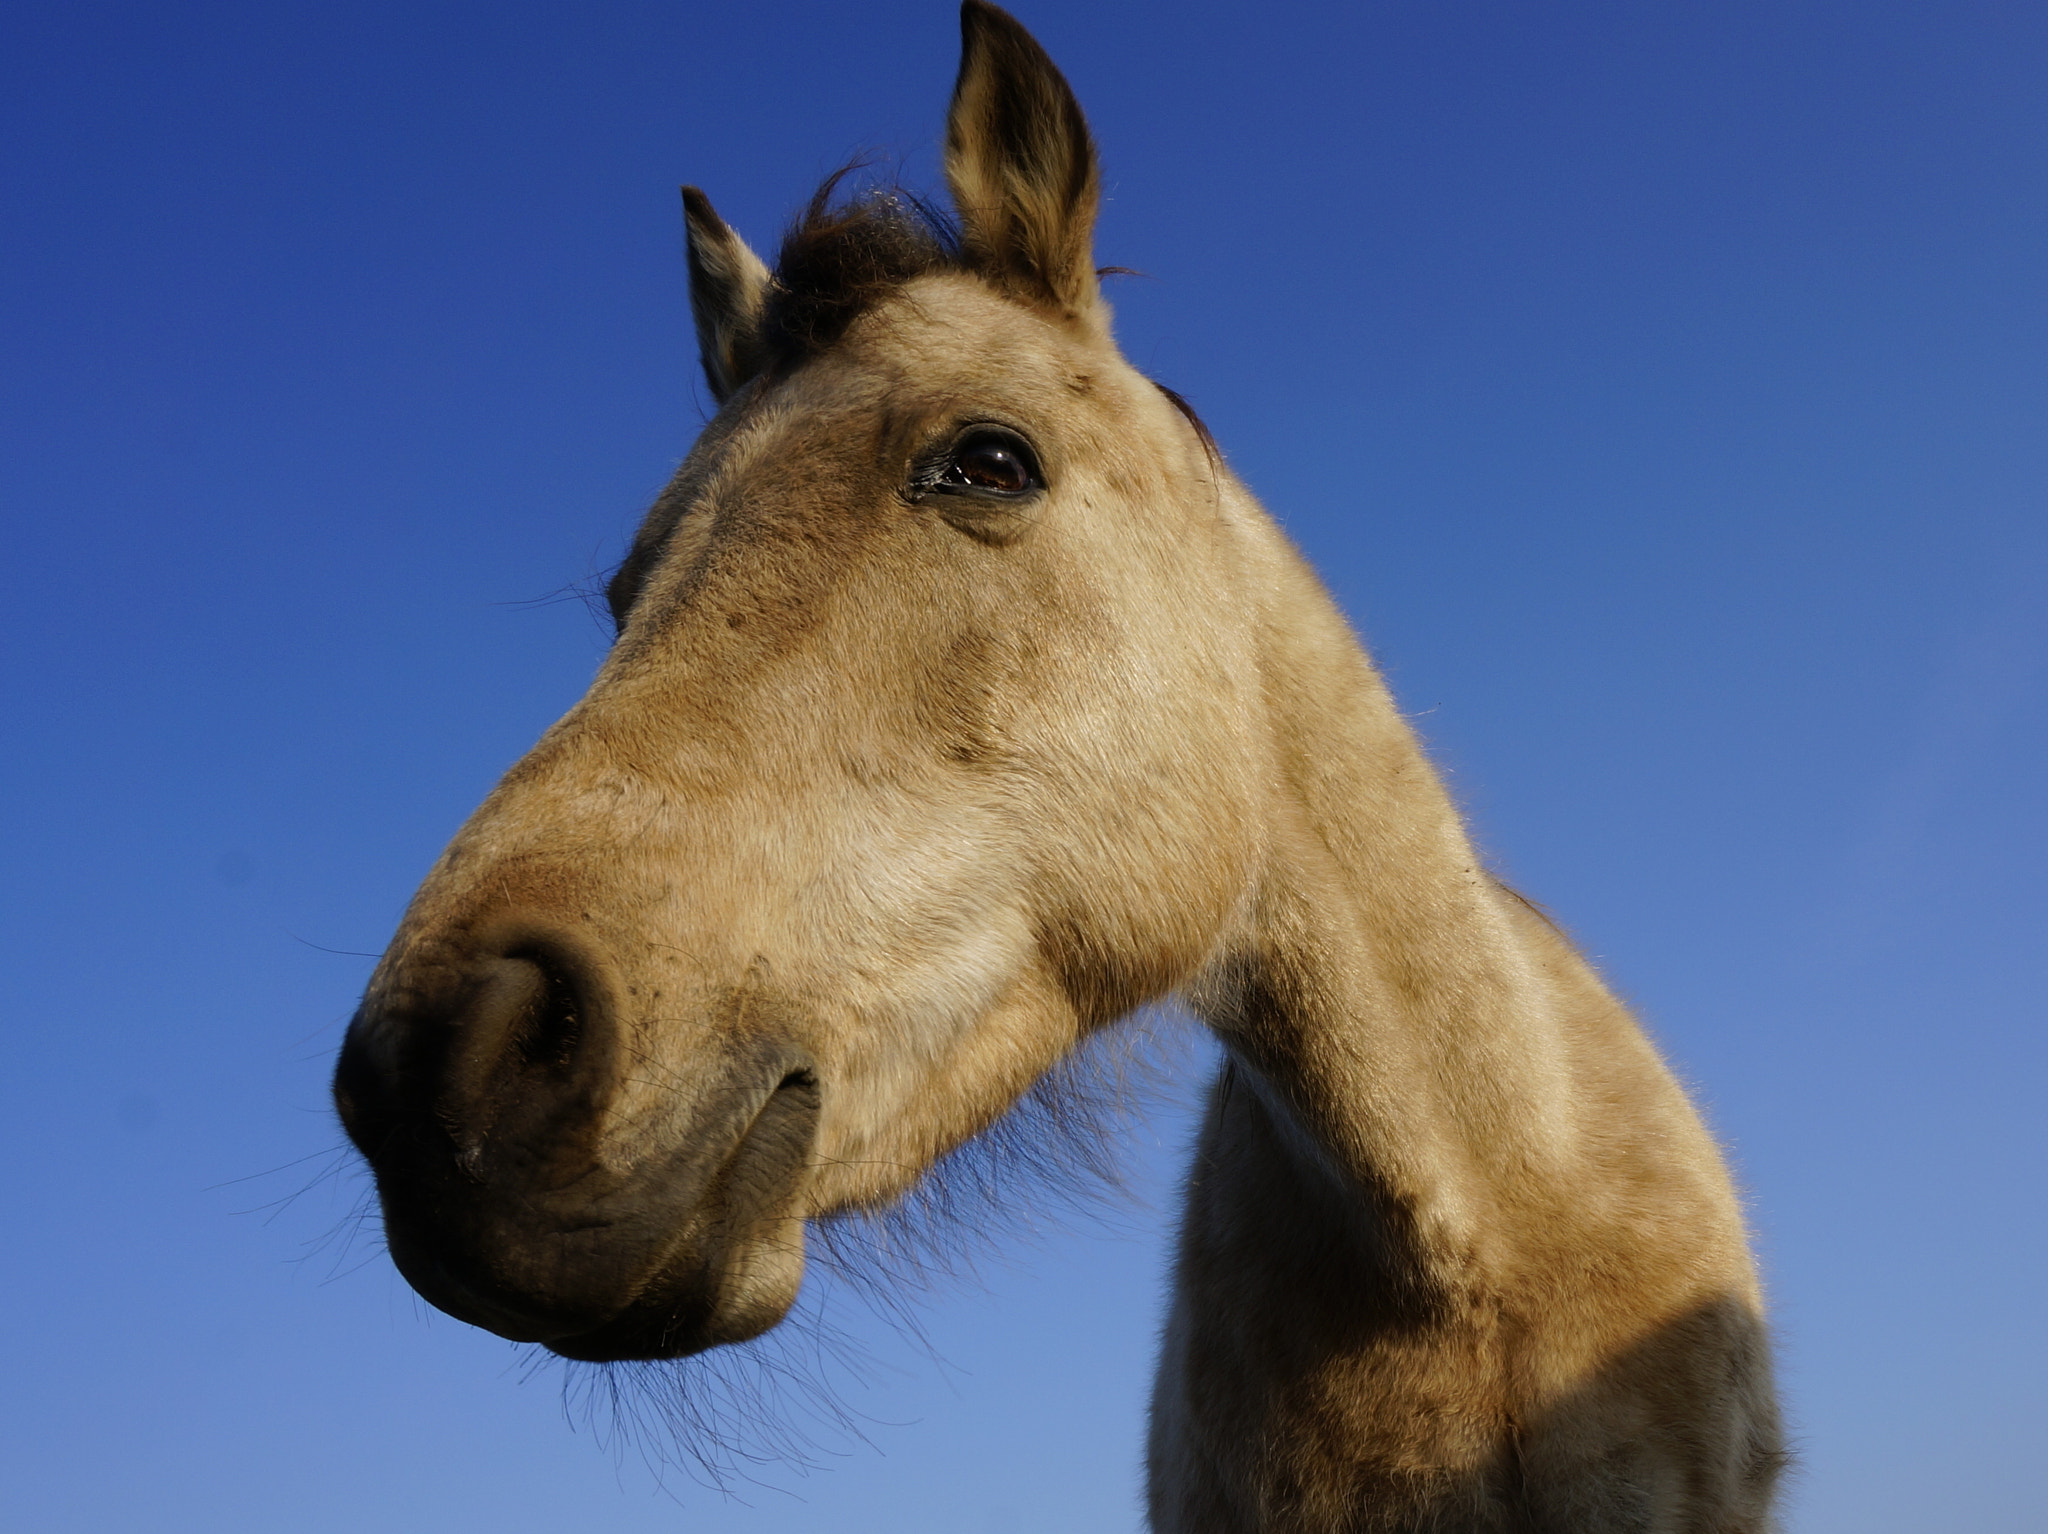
[1034,778,1257,1021]
[1013,631,1265,1009]
[734,784,1041,1105]
[801,955,1082,1213]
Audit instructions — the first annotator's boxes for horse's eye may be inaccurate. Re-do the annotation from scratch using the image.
[938,430,1040,496]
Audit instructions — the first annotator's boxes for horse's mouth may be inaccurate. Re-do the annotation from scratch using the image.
[531,1277,738,1363]
[364,1060,823,1363]
[391,1241,741,1362]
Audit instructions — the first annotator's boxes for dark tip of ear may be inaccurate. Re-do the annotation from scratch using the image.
[960,0,1007,40]
[682,185,720,230]
[960,0,1045,62]
[959,0,1059,77]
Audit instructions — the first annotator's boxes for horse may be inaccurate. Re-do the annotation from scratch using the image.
[333,5,1785,1528]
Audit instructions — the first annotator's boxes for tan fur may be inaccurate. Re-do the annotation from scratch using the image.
[338,5,1782,1527]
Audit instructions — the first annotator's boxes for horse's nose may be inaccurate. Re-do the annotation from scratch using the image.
[336,923,823,1356]
[334,932,614,1178]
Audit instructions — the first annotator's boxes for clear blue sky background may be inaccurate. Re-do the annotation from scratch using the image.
[3,2,2043,1529]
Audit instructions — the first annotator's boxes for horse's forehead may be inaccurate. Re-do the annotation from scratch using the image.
[840,273,1106,389]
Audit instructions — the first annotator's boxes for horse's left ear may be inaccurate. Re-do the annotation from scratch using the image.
[683,186,772,403]
[945,1,1102,325]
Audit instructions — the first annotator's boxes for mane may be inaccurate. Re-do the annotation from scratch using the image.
[759,171,966,367]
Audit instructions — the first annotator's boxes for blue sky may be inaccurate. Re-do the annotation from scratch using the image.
[2,2,2043,1529]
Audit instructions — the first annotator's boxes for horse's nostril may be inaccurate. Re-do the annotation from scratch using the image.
[506,947,584,1076]
[429,937,612,1155]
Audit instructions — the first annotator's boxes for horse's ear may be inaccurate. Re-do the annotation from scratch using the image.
[945,1,1101,324]
[683,186,772,402]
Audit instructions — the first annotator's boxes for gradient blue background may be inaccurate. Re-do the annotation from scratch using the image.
[4,2,2043,1529]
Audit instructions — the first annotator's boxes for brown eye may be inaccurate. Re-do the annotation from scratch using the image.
[934,428,1042,497]
[948,440,1028,492]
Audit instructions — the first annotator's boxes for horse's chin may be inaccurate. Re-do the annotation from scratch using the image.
[538,1237,807,1363]
[384,1212,809,1363]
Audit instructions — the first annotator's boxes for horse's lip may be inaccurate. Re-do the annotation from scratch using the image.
[532,1287,721,1362]
[398,1248,710,1358]
[376,1060,822,1359]
[376,1212,647,1343]
[542,1068,823,1362]
[380,1178,710,1348]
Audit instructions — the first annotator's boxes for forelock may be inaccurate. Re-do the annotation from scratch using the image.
[759,173,966,367]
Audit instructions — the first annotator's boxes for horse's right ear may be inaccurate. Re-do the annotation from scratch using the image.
[945,0,1102,326]
[683,186,772,403]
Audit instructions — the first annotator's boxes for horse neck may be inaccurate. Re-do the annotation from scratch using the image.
[1189,502,1712,1292]
[1155,497,1780,1533]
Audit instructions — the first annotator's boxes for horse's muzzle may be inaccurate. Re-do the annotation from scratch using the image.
[334,926,819,1361]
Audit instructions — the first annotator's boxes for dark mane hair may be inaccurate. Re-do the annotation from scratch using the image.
[759,170,965,367]
[1152,380,1218,461]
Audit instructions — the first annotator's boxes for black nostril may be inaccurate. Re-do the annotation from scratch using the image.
[427,938,609,1157]
[506,947,584,1076]
[337,931,615,1182]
